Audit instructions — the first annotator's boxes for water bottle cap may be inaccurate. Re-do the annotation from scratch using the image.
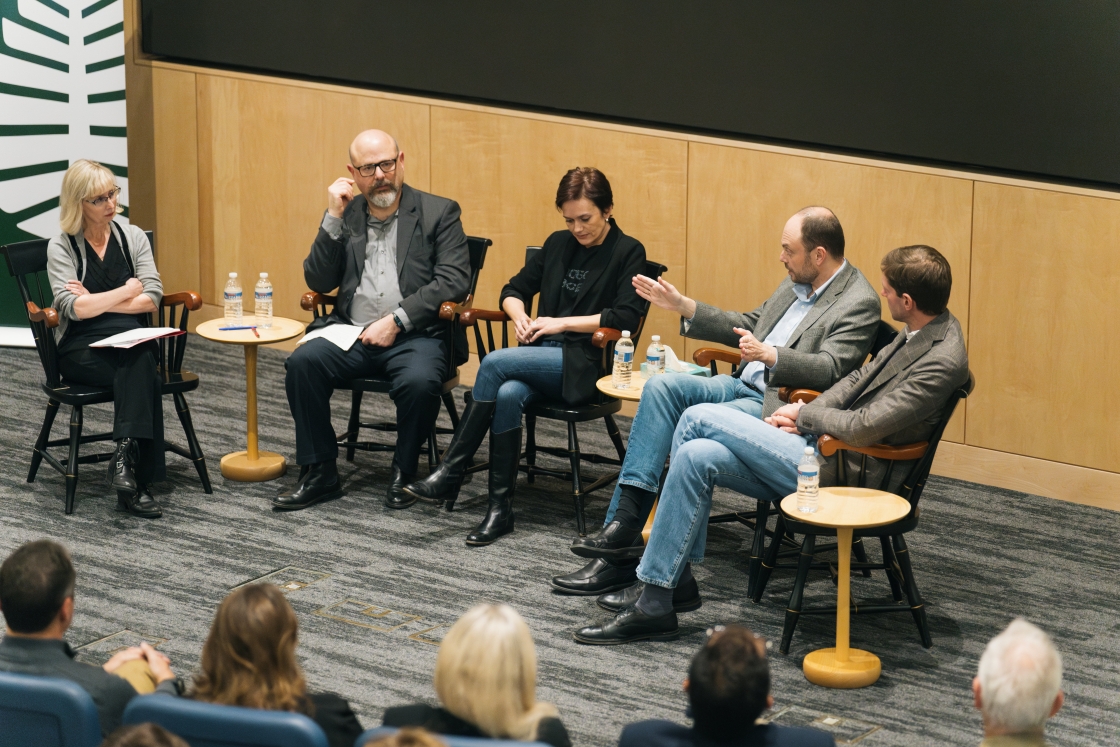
[804,447,815,455]
[260,272,268,278]
[229,272,237,278]
[651,335,660,341]
[621,331,631,337]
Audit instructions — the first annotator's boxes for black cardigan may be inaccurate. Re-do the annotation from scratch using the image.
[499,219,647,405]
[383,703,571,747]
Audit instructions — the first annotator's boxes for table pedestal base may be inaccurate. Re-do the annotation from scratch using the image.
[803,648,881,688]
[220,451,287,481]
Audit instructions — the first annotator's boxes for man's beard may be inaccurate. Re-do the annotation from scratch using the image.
[789,264,819,285]
[368,179,399,208]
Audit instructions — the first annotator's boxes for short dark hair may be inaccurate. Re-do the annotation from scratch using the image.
[102,723,189,747]
[881,244,952,315]
[688,625,770,740]
[0,540,75,633]
[555,167,613,213]
[797,206,845,259]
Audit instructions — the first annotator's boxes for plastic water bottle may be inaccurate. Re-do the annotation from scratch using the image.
[797,447,820,513]
[646,334,666,375]
[223,272,242,320]
[612,331,634,388]
[254,272,273,328]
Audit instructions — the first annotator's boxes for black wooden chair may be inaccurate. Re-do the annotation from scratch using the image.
[299,236,491,470]
[1,234,211,515]
[751,371,975,653]
[459,246,669,535]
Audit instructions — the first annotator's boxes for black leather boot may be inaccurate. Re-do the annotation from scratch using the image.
[272,460,342,510]
[107,438,138,493]
[404,399,495,510]
[465,426,520,546]
[118,485,162,519]
[384,458,418,509]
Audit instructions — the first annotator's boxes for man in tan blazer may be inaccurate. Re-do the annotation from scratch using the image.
[572,244,969,644]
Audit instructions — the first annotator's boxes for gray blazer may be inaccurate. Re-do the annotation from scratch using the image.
[797,311,970,493]
[683,262,881,417]
[304,184,471,336]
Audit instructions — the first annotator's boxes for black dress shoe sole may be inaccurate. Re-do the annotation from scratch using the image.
[271,487,343,511]
[569,542,646,560]
[465,526,514,546]
[550,578,637,596]
[384,494,419,510]
[572,627,680,645]
[597,594,703,614]
[401,485,458,505]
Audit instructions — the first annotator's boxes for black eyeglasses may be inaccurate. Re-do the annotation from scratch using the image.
[86,186,121,207]
[354,154,400,177]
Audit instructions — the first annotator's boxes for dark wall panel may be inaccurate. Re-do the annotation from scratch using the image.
[141,1,1120,190]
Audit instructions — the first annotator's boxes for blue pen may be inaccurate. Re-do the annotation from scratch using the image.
[218,325,258,331]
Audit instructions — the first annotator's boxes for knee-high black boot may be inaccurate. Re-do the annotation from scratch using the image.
[403,398,496,509]
[465,426,520,546]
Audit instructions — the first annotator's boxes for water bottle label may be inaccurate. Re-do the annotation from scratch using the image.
[617,351,633,362]
[798,469,818,479]
[254,291,272,300]
[224,290,242,301]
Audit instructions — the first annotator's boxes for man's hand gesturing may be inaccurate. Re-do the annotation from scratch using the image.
[327,177,356,218]
[632,275,696,318]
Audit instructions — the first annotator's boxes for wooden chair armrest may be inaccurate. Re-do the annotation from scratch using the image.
[817,434,928,461]
[778,387,821,404]
[459,308,510,327]
[592,327,622,348]
[161,290,202,311]
[692,347,740,367]
[301,291,336,311]
[27,301,59,329]
[439,294,473,321]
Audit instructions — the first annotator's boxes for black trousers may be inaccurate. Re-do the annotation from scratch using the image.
[284,333,448,471]
[58,341,166,484]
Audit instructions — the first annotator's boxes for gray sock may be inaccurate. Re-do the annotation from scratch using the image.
[635,583,675,617]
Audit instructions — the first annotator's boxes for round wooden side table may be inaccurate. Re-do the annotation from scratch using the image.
[779,486,911,689]
[195,316,304,481]
[595,372,646,402]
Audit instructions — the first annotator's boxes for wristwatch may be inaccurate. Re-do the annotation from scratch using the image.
[391,312,406,332]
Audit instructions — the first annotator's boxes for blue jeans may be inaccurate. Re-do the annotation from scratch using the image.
[603,373,764,524]
[471,343,564,433]
[636,403,816,588]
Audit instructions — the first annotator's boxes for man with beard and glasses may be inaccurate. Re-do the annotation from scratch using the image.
[277,129,470,510]
[551,207,882,600]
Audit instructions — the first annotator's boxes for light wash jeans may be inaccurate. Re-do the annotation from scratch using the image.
[602,373,764,524]
[636,403,815,588]
[470,343,564,433]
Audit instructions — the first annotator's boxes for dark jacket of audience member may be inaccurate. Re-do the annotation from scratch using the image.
[619,626,835,747]
[102,723,189,747]
[188,584,362,747]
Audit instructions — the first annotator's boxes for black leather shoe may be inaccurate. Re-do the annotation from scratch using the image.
[118,486,162,518]
[551,556,639,596]
[107,438,138,493]
[465,427,520,546]
[404,399,495,510]
[597,577,703,614]
[570,520,645,560]
[573,605,679,645]
[272,460,342,511]
[384,461,418,509]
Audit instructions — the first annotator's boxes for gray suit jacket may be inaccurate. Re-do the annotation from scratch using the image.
[683,262,881,417]
[797,311,970,492]
[304,184,471,337]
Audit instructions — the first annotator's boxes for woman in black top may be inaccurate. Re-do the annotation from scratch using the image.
[46,160,165,517]
[403,168,646,545]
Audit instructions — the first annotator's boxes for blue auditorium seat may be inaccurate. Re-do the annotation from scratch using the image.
[357,726,551,747]
[0,670,102,747]
[123,694,328,747]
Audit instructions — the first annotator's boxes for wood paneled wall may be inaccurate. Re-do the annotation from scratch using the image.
[122,1,1120,507]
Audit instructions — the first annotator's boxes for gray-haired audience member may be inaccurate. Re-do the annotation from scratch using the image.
[102,723,189,747]
[618,625,834,747]
[974,619,1064,747]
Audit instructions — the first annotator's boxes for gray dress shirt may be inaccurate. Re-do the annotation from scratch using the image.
[321,210,412,330]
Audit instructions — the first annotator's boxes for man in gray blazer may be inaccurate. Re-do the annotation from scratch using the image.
[573,245,969,644]
[554,207,880,594]
[277,129,470,511]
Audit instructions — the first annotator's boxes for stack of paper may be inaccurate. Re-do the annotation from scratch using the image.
[296,324,365,351]
[90,327,185,349]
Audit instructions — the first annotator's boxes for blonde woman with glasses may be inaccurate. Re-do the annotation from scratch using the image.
[383,604,570,747]
[46,159,165,517]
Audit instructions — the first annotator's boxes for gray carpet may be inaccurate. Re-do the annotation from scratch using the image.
[0,335,1117,746]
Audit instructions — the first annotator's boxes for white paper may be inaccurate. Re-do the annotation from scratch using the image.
[296,324,364,351]
[89,327,184,349]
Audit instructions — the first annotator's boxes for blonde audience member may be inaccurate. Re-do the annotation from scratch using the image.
[383,604,570,747]
[364,727,448,747]
[102,723,189,747]
[974,619,1064,746]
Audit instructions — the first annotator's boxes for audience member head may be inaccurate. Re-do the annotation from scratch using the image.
[686,625,772,742]
[364,727,448,747]
[192,583,308,712]
[781,207,844,285]
[973,619,1063,738]
[434,604,559,742]
[102,723,189,747]
[555,167,614,247]
[348,129,404,210]
[880,244,953,324]
[0,539,76,636]
[59,159,122,235]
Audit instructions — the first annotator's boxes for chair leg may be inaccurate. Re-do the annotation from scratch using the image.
[29,399,60,482]
[880,535,904,602]
[345,390,362,462]
[428,427,439,469]
[442,391,460,430]
[65,406,83,515]
[174,393,212,494]
[525,414,537,484]
[853,536,873,577]
[746,499,771,599]
[893,534,933,648]
[753,513,786,603]
[567,422,586,536]
[780,533,816,654]
[603,414,626,461]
